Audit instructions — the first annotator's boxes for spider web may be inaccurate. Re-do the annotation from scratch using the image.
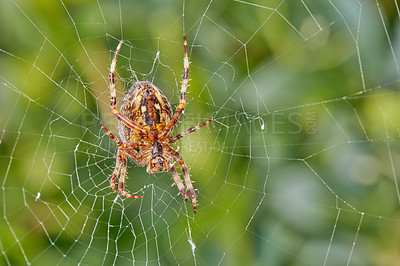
[1,0,400,265]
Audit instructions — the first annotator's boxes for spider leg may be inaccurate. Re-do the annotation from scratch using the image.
[159,36,189,138]
[170,164,189,202]
[177,157,197,214]
[110,148,123,194]
[117,151,142,198]
[169,119,213,143]
[101,123,125,147]
[115,148,142,199]
[101,124,142,158]
[109,41,147,134]
[101,124,142,199]
[167,146,197,214]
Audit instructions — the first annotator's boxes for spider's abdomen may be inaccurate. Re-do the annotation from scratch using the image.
[118,81,172,141]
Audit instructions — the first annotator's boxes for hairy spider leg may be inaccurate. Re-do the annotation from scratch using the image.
[169,119,213,143]
[159,36,190,138]
[170,165,189,201]
[109,41,147,134]
[101,123,142,199]
[109,149,123,193]
[100,123,124,147]
[101,124,141,156]
[166,146,197,214]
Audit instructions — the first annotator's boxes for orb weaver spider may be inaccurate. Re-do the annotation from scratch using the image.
[100,37,212,213]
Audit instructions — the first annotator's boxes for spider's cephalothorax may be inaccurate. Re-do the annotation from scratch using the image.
[100,37,212,214]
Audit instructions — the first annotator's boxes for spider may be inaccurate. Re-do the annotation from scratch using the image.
[100,37,212,214]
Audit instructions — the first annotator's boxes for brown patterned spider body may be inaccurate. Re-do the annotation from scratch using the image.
[100,37,212,213]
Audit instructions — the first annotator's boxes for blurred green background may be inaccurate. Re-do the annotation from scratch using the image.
[1,0,400,265]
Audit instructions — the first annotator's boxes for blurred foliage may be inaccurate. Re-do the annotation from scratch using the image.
[1,0,400,265]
